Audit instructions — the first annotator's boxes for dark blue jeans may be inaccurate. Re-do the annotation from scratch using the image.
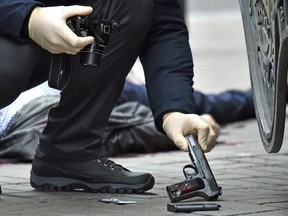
[120,81,255,124]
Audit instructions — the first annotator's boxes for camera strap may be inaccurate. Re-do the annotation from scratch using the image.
[48,54,71,90]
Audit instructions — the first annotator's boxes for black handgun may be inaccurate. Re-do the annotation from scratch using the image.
[166,135,222,203]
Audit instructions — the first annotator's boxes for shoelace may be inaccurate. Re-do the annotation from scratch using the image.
[97,156,118,170]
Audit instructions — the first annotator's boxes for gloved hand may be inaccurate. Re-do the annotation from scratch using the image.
[28,5,94,54]
[162,112,216,152]
[200,114,220,138]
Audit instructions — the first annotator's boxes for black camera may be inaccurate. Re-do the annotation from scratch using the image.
[67,16,120,67]
[48,16,120,90]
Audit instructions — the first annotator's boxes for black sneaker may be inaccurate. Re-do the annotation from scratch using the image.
[30,154,154,194]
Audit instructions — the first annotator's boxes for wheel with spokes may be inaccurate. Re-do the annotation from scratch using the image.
[239,0,288,153]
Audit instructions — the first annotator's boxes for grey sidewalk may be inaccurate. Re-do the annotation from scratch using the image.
[1,1,288,215]
[1,117,288,215]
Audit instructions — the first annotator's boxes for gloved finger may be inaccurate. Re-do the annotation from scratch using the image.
[62,28,94,54]
[173,134,189,152]
[62,5,93,19]
[200,114,220,138]
[197,126,216,153]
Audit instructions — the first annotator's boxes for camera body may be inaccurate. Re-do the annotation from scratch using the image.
[67,16,120,67]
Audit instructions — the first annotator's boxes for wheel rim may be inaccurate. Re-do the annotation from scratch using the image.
[240,0,287,153]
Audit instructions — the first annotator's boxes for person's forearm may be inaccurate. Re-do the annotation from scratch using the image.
[0,0,43,40]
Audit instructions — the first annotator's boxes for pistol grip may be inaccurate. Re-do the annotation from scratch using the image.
[166,178,205,203]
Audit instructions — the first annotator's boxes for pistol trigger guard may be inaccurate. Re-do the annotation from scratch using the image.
[183,164,197,179]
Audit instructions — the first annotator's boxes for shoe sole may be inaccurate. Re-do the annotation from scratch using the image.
[30,171,155,194]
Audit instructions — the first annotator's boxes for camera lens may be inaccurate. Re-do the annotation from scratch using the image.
[80,41,104,67]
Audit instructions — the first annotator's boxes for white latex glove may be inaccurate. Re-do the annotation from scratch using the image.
[162,112,216,152]
[28,5,94,54]
[200,114,220,138]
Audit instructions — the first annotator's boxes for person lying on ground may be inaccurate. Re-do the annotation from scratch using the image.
[0,80,254,161]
